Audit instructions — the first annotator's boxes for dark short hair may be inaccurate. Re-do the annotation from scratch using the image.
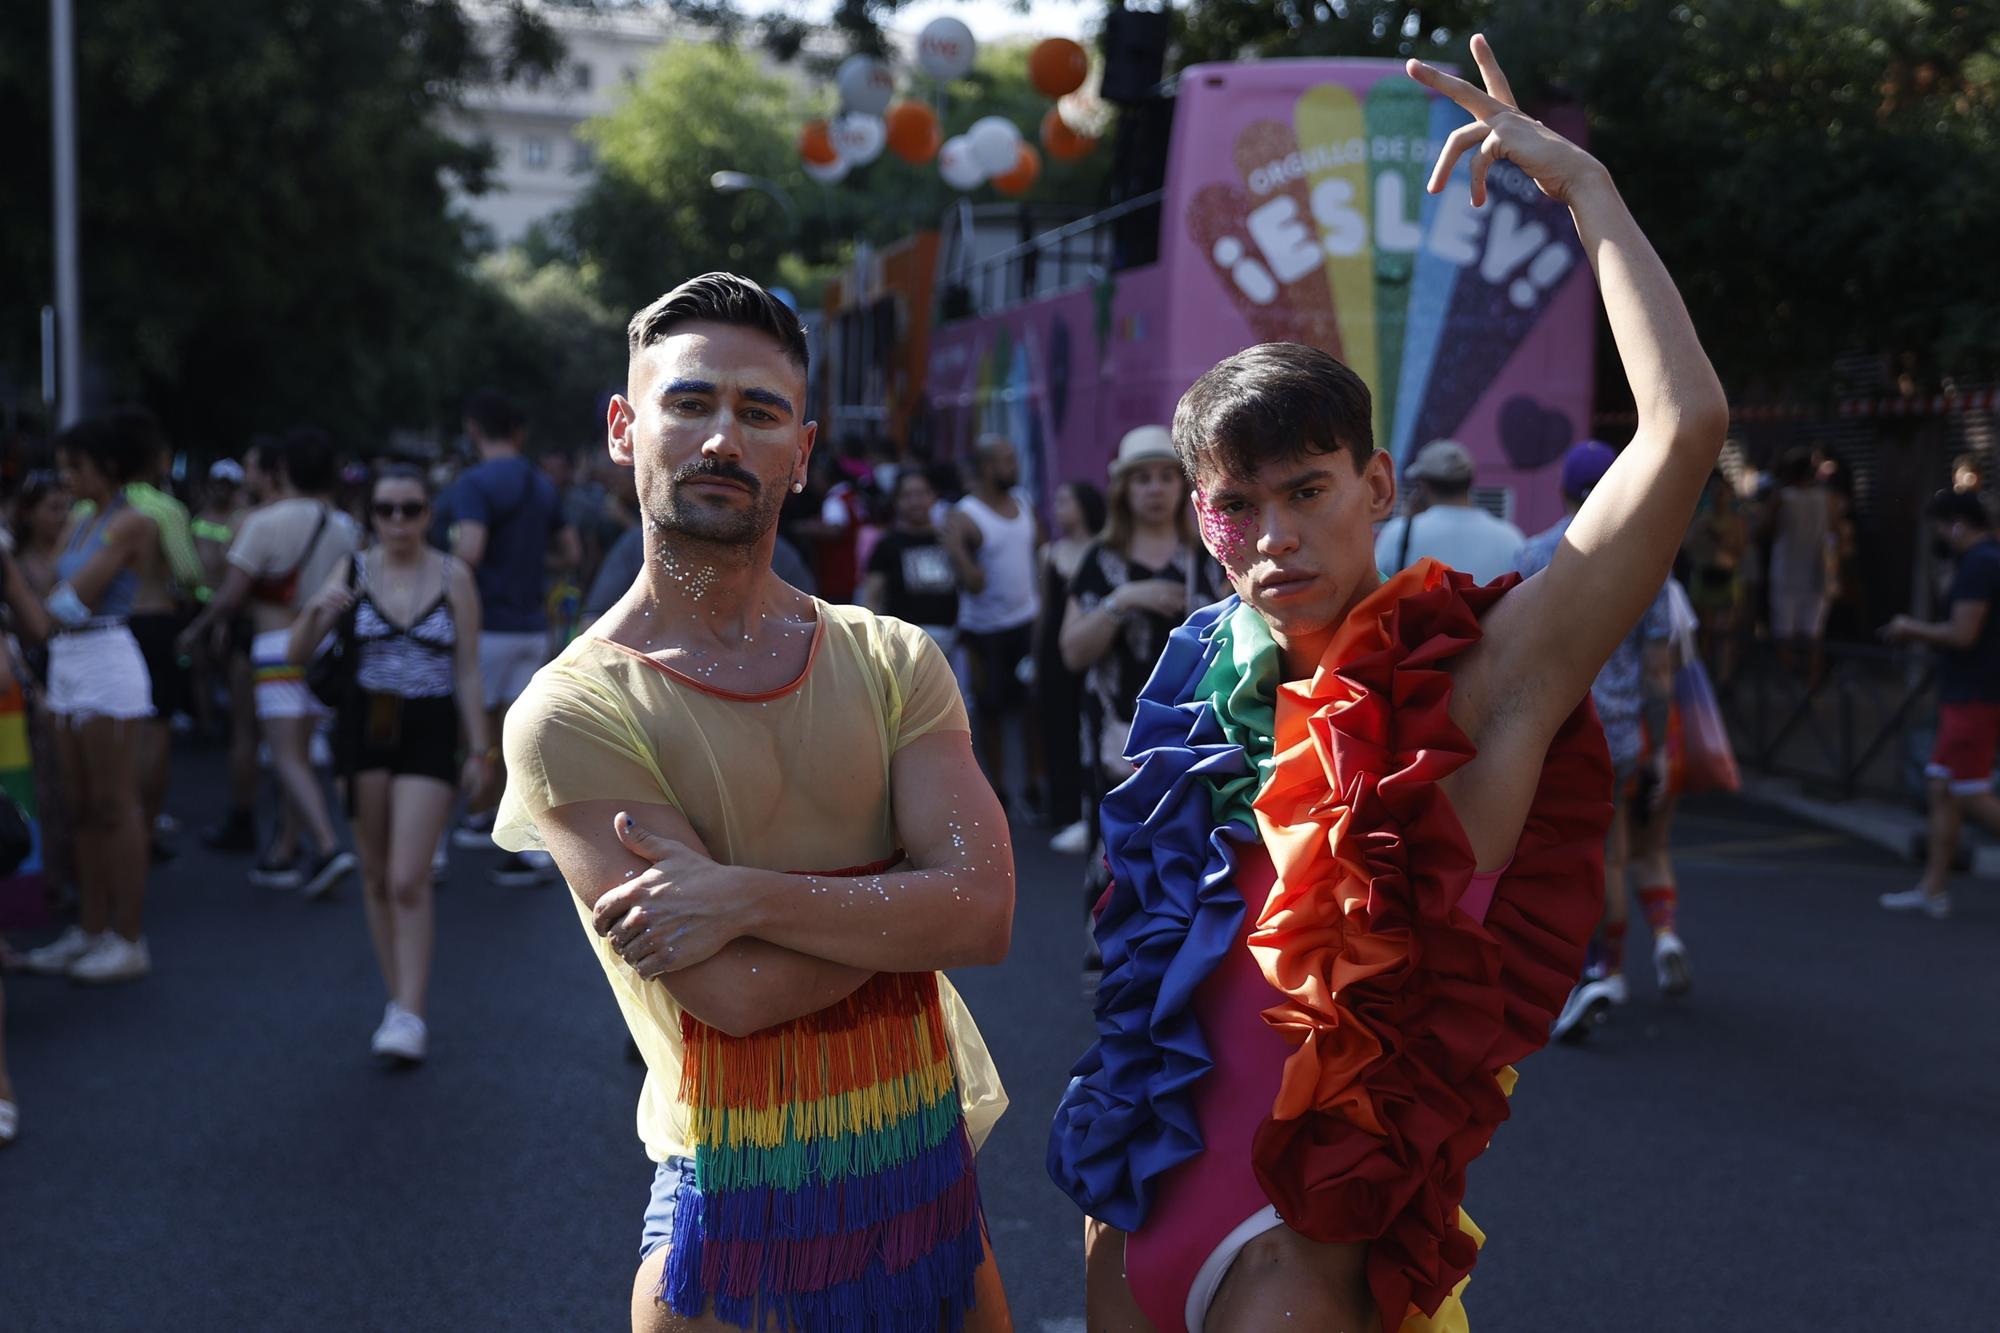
[628,272,809,377]
[55,415,148,485]
[1927,488,1991,528]
[463,388,525,441]
[108,406,168,477]
[1172,342,1372,481]
[892,467,935,498]
[277,425,337,495]
[372,462,432,498]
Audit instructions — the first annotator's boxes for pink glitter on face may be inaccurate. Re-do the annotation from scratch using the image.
[1194,491,1256,574]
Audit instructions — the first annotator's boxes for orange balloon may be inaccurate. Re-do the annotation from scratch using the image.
[1029,37,1089,98]
[884,101,941,165]
[798,120,837,167]
[1039,107,1096,162]
[993,143,1042,196]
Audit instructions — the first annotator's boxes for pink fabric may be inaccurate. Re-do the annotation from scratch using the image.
[1124,845,1288,1331]
[1121,853,1510,1329]
[1459,864,1507,925]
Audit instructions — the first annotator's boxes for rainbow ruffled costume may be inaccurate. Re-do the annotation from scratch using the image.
[662,879,988,1330]
[1048,562,1612,1332]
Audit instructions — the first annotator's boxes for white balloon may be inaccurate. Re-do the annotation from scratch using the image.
[967,115,1022,176]
[917,17,977,81]
[836,54,895,116]
[938,134,985,191]
[804,156,850,185]
[830,112,886,167]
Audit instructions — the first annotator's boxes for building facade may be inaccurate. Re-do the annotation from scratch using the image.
[448,2,677,246]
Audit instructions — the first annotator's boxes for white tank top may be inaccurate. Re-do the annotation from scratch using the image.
[956,490,1040,633]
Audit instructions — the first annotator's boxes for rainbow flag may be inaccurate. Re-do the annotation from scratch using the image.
[0,678,47,930]
[664,966,987,1332]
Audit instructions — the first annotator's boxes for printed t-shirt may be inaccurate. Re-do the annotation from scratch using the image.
[494,600,1005,1161]
[1069,540,1225,776]
[867,529,959,628]
[1941,538,2000,704]
[227,498,360,611]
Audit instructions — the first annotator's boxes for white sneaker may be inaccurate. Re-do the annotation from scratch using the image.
[1879,887,1952,919]
[371,1005,428,1064]
[68,934,150,984]
[0,1099,17,1147]
[23,926,96,975]
[1552,972,1623,1043]
[1049,820,1092,855]
[1654,930,1693,996]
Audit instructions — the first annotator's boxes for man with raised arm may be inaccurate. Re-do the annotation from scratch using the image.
[493,274,1014,1333]
[1048,38,1728,1333]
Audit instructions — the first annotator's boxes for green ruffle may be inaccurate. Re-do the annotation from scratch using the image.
[1192,601,1280,829]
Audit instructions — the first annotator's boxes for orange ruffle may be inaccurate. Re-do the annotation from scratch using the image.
[1247,561,1612,1330]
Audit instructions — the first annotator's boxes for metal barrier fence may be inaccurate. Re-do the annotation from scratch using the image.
[1713,639,1936,805]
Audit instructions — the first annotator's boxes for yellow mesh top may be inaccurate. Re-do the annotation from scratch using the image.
[495,600,1007,1161]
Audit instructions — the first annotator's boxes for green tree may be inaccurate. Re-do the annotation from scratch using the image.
[565,41,802,318]
[563,34,1115,315]
[0,0,562,451]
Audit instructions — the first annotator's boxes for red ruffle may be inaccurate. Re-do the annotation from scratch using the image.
[1246,560,1611,1331]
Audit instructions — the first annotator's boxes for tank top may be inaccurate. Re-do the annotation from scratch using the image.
[955,489,1039,633]
[353,554,456,699]
[56,500,138,621]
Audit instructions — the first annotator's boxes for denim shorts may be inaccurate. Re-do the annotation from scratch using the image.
[639,1156,695,1262]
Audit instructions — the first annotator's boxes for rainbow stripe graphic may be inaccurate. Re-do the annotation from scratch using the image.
[663,968,987,1332]
[1188,70,1589,486]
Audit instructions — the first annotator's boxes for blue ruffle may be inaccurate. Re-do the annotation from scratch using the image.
[1046,599,1259,1230]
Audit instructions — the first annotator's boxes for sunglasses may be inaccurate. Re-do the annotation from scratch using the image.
[372,500,428,520]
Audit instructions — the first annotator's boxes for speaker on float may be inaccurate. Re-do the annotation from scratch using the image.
[1098,8,1171,105]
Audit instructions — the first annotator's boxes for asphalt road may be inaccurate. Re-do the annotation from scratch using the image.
[2,763,1992,1331]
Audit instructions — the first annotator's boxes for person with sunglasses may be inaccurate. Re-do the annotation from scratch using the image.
[289,465,489,1063]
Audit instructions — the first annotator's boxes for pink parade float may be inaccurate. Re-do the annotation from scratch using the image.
[822,58,1597,538]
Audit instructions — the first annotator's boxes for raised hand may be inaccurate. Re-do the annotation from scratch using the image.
[1407,34,1608,208]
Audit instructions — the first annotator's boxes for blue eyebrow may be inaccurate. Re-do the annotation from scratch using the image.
[742,387,795,415]
[661,378,718,398]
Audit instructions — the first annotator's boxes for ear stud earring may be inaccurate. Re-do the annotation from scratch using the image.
[791,482,804,493]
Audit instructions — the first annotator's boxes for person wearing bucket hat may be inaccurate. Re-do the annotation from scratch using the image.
[1374,439,1524,581]
[1051,36,1729,1333]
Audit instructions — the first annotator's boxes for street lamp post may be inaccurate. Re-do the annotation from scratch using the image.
[709,170,800,237]
[50,0,82,427]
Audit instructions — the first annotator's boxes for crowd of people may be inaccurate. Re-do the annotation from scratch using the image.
[0,49,1990,1333]
[0,377,1988,1153]
[0,393,631,1136]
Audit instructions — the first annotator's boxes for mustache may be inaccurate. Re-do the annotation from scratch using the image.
[669,459,762,495]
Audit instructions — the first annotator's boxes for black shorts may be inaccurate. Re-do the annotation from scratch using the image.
[345,692,459,787]
[128,611,188,719]
[959,622,1033,718]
